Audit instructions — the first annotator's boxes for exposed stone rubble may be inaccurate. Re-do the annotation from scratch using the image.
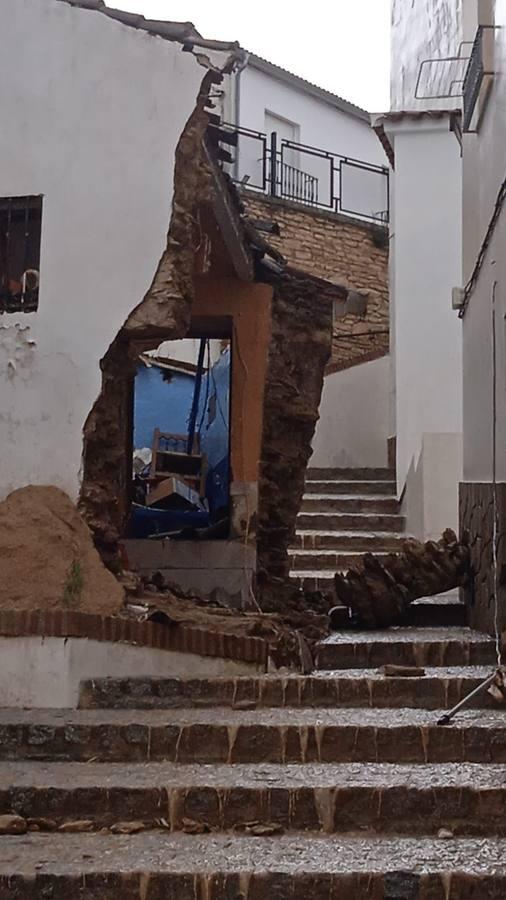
[1,612,506,894]
[79,70,220,564]
[256,270,339,616]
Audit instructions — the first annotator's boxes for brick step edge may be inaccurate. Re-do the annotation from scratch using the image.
[3,782,506,836]
[0,609,268,667]
[79,672,487,710]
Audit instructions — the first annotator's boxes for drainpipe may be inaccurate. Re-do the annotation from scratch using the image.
[187,338,207,455]
[233,68,241,182]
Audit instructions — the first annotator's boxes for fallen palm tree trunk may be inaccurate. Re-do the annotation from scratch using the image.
[333,529,471,628]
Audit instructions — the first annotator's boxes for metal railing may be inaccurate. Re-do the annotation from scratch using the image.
[463,26,486,132]
[222,124,389,225]
[415,25,496,134]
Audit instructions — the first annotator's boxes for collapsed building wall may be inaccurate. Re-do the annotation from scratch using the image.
[0,0,356,619]
[256,268,341,613]
[80,72,217,563]
[0,0,234,501]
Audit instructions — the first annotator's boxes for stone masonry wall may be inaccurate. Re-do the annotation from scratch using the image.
[460,481,506,637]
[257,269,334,613]
[242,191,389,372]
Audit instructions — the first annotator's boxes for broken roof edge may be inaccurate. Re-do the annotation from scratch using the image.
[258,257,350,301]
[247,53,372,123]
[55,1,246,59]
[373,108,462,168]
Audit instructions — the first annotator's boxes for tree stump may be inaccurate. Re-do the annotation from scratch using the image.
[333,529,471,628]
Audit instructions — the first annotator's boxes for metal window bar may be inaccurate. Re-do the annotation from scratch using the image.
[220,123,389,225]
[0,196,42,314]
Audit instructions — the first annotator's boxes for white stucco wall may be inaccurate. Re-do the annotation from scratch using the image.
[0,0,212,501]
[391,0,462,110]
[0,636,263,708]
[311,356,390,468]
[388,116,463,537]
[461,0,506,480]
[236,66,384,164]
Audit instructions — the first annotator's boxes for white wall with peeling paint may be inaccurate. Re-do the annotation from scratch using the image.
[0,0,213,500]
[391,0,462,110]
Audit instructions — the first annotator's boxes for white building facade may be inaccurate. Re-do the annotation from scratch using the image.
[384,0,465,540]
[389,0,506,633]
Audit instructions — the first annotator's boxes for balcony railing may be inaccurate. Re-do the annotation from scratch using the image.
[415,25,495,133]
[463,26,489,132]
[221,124,390,225]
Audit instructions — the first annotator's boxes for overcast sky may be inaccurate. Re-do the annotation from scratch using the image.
[106,0,391,112]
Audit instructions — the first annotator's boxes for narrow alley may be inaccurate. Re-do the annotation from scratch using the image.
[1,0,506,897]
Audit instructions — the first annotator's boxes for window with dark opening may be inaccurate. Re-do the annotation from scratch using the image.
[0,196,42,314]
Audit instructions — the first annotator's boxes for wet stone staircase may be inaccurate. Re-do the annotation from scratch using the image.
[290,465,467,628]
[1,622,506,896]
[289,465,403,594]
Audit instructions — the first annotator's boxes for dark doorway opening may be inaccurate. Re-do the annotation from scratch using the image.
[127,334,232,541]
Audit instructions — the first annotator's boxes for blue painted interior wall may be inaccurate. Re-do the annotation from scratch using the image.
[133,348,231,515]
[199,348,230,513]
[133,364,195,450]
[199,348,230,470]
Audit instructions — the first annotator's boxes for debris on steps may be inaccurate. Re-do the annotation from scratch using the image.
[122,590,323,673]
[333,528,471,628]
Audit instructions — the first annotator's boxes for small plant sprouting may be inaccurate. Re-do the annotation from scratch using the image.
[62,560,84,607]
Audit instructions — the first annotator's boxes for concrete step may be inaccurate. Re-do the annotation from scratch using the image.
[305,480,397,496]
[316,627,496,670]
[301,496,400,514]
[296,512,406,531]
[288,531,404,569]
[328,594,467,629]
[408,594,467,627]
[307,466,396,481]
[290,549,393,570]
[294,531,408,551]
[79,666,493,711]
[3,760,506,836]
[1,706,505,764]
[3,832,506,898]
[290,570,369,593]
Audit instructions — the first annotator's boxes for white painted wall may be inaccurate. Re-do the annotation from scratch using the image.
[461,0,506,481]
[237,66,384,163]
[387,116,463,538]
[0,636,263,708]
[311,356,390,468]
[402,432,463,538]
[0,0,215,501]
[391,0,462,110]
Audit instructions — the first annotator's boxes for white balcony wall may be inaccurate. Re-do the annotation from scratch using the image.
[391,0,463,110]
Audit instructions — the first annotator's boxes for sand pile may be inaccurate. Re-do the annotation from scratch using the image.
[0,485,124,614]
